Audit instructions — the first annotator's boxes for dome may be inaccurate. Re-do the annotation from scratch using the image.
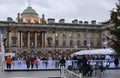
[21,6,38,15]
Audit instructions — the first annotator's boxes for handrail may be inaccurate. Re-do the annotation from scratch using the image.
[61,67,82,78]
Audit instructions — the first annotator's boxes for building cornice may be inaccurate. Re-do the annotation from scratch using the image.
[0,22,102,30]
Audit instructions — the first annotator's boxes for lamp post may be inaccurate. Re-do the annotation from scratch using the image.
[103,41,108,49]
[52,31,55,53]
[0,28,6,78]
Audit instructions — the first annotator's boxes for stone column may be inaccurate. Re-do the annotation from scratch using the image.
[52,31,55,53]
[52,32,55,46]
[28,32,30,47]
[40,32,42,47]
[21,32,23,47]
[42,31,46,48]
[42,32,44,48]
[44,32,47,47]
[17,32,20,48]
[86,29,88,42]
[9,32,12,47]
[94,30,98,47]
[35,32,37,47]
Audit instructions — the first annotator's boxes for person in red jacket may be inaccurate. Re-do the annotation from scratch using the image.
[34,57,39,69]
[6,55,12,69]
[30,56,35,69]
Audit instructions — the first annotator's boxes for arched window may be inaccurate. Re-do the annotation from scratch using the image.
[11,36,17,46]
[70,40,73,46]
[47,37,52,46]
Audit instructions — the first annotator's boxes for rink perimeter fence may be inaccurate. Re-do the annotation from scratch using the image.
[3,60,120,69]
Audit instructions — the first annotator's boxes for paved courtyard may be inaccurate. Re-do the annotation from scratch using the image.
[4,70,60,78]
[2,69,120,78]
[1,60,120,78]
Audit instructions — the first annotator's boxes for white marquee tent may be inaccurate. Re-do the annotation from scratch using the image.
[72,48,115,56]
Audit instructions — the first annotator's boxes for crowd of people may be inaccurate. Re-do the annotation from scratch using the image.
[72,54,119,76]
[5,54,119,74]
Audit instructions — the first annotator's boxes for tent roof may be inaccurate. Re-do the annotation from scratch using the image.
[73,48,114,55]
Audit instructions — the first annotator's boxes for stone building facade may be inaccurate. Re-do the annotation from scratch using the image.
[0,6,111,56]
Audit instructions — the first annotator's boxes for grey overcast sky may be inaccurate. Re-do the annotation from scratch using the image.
[0,0,118,23]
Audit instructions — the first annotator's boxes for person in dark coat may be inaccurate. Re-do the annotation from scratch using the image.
[114,56,119,68]
[59,56,66,67]
[82,55,88,66]
[72,55,77,68]
[77,56,82,73]
[81,55,88,76]
[25,56,30,69]
[85,62,93,76]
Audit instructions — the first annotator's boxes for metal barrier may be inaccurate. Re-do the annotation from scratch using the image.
[4,60,61,69]
[2,60,120,78]
[3,60,120,69]
[61,66,82,78]
[0,60,5,78]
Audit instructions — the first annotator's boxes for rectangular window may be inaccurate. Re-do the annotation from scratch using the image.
[70,40,73,46]
[55,40,59,46]
[84,40,87,46]
[77,33,80,37]
[11,36,17,47]
[13,39,16,45]
[22,32,28,47]
[63,41,66,46]
[77,40,80,46]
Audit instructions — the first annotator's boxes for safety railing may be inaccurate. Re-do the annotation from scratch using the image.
[61,66,82,78]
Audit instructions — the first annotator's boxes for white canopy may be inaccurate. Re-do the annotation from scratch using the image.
[72,48,115,55]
